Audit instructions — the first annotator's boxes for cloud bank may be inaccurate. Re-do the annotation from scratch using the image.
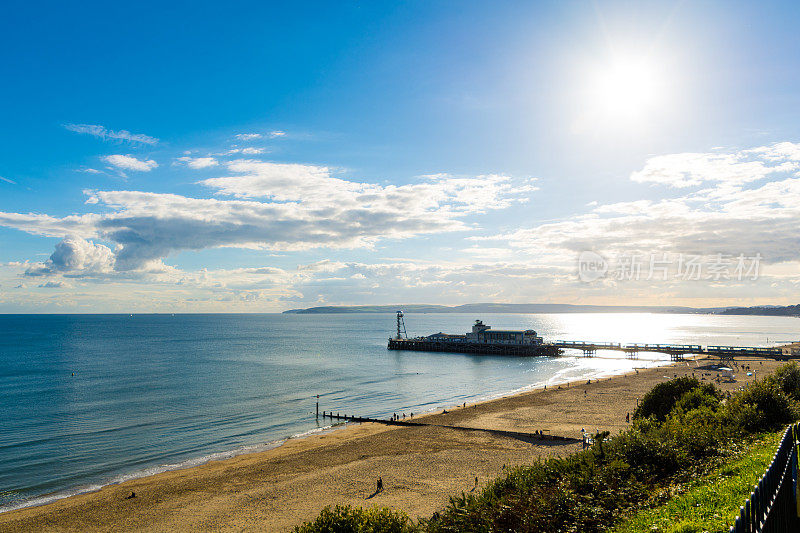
[0,160,535,274]
[3,140,800,311]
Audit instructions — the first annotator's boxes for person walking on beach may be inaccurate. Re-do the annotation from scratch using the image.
[626,412,630,423]
[377,477,383,492]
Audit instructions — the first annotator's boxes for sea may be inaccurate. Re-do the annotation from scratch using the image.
[1,312,798,512]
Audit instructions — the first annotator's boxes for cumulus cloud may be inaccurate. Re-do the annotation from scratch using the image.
[201,160,535,213]
[176,156,218,169]
[481,142,800,266]
[25,237,116,277]
[103,155,158,172]
[0,161,535,273]
[631,142,800,187]
[64,124,158,145]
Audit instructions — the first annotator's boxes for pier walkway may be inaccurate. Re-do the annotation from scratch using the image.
[552,340,784,362]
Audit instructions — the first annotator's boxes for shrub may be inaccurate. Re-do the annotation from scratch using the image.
[294,505,417,533]
[770,361,800,401]
[672,387,721,414]
[633,377,717,421]
[723,378,796,433]
[607,418,686,480]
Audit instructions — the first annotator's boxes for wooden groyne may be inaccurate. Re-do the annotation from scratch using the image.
[319,411,577,444]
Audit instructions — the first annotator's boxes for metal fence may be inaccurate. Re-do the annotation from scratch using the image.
[730,423,800,532]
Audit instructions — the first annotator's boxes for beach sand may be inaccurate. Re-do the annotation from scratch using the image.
[0,356,783,532]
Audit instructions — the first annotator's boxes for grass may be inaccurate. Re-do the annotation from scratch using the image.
[612,430,784,533]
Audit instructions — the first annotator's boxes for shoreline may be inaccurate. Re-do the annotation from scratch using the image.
[1,354,779,532]
[0,352,675,516]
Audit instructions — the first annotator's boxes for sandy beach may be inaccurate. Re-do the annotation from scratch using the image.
[0,355,784,532]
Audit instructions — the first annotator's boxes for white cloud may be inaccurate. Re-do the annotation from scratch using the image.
[0,176,16,184]
[241,147,265,155]
[64,124,158,145]
[631,142,800,187]
[0,162,535,273]
[233,131,285,141]
[221,147,267,156]
[26,237,116,277]
[201,160,536,214]
[234,133,262,141]
[39,280,69,289]
[102,155,158,172]
[480,142,800,267]
[176,156,218,169]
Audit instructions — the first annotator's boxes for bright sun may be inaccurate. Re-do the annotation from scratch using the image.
[585,54,663,123]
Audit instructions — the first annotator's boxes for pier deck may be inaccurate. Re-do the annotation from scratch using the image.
[388,338,788,362]
[552,341,785,361]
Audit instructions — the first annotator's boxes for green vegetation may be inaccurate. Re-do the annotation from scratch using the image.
[294,505,416,533]
[294,363,800,533]
[612,431,782,533]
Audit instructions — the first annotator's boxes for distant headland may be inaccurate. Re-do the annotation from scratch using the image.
[282,303,800,315]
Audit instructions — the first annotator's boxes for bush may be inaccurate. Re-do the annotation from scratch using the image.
[723,378,796,433]
[294,505,417,533]
[770,361,800,401]
[633,377,718,422]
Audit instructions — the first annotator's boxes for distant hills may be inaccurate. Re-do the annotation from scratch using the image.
[720,304,800,316]
[283,303,800,315]
[284,303,726,314]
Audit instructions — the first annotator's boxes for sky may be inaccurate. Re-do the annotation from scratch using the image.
[2,0,800,312]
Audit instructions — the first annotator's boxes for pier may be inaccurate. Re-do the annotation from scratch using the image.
[553,341,785,363]
[388,337,560,357]
[387,312,791,363]
[390,338,788,363]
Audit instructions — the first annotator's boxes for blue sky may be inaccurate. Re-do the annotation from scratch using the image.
[2,1,800,312]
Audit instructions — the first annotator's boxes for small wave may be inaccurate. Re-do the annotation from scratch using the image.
[0,424,345,515]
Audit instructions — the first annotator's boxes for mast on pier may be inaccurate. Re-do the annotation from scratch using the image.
[396,310,407,339]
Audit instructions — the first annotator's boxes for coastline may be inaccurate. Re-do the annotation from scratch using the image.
[0,352,673,516]
[0,354,781,532]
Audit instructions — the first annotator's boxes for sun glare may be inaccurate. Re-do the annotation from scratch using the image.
[584,53,664,125]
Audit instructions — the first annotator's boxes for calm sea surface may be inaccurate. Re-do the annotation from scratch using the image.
[1,312,798,511]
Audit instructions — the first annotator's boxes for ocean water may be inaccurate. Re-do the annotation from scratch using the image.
[1,312,798,512]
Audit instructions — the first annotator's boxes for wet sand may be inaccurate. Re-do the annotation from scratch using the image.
[0,356,783,532]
